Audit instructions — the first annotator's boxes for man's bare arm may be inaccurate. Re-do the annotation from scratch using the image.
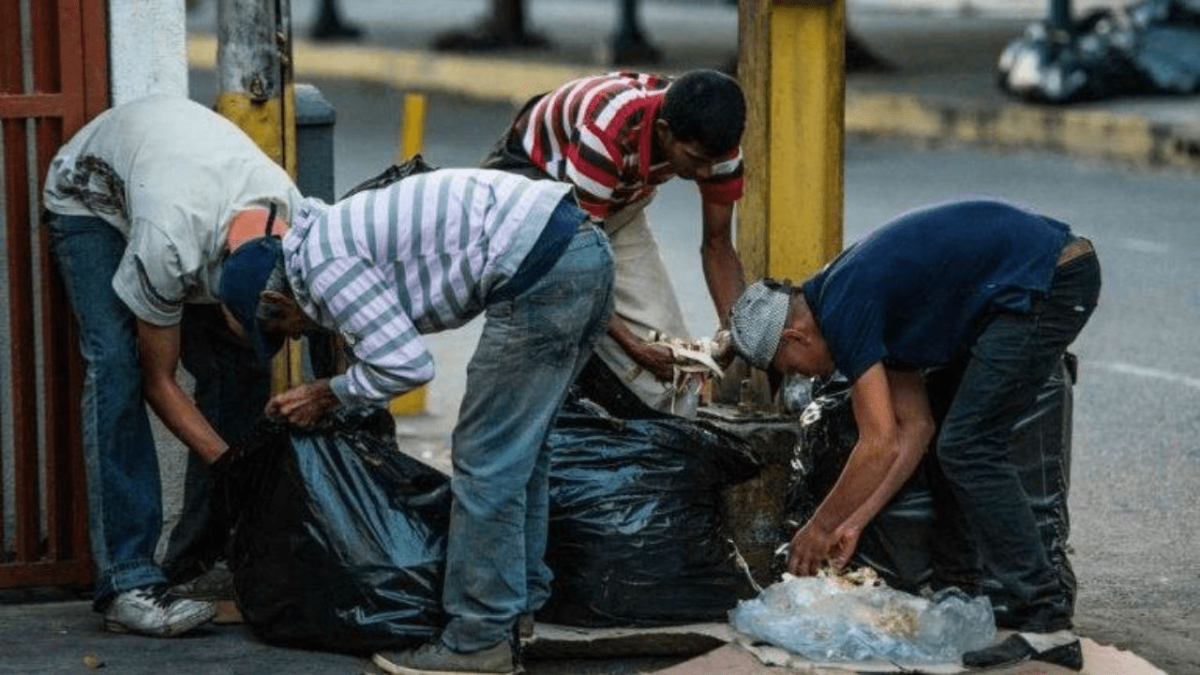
[699,200,744,327]
[137,319,228,463]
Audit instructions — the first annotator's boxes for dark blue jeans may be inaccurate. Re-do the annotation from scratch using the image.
[49,214,165,606]
[934,248,1100,632]
[48,213,268,606]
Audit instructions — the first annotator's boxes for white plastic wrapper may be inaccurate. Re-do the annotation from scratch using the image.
[729,570,995,666]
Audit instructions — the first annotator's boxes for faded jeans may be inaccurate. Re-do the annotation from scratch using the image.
[48,213,268,608]
[934,247,1101,632]
[440,223,614,652]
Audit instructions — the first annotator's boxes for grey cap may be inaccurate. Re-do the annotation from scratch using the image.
[729,279,792,371]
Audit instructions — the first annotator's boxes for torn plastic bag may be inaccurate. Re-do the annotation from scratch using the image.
[540,396,762,627]
[221,407,450,654]
[998,0,1200,103]
[729,573,995,665]
[785,356,1077,627]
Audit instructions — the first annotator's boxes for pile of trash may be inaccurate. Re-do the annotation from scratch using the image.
[220,396,764,652]
[729,567,995,665]
[998,0,1200,102]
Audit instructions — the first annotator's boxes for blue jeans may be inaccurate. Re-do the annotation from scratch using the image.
[934,248,1100,632]
[48,213,268,607]
[440,222,614,652]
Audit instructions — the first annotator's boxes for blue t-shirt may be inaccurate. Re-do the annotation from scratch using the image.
[801,200,1071,381]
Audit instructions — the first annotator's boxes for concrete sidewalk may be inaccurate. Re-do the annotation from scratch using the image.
[185,0,1200,172]
[0,597,1168,674]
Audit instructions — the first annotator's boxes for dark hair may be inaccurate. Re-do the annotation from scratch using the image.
[659,69,746,158]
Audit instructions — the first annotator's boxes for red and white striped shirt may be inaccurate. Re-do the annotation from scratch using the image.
[514,72,743,219]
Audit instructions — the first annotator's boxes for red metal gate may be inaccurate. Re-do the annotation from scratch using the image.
[0,0,108,589]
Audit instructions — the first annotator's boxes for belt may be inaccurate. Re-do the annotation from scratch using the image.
[1057,237,1094,266]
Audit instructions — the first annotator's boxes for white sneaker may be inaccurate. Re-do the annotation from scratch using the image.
[103,585,217,637]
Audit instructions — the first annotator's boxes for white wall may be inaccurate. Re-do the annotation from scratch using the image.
[109,0,189,104]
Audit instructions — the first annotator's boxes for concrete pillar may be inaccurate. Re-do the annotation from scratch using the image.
[108,0,188,104]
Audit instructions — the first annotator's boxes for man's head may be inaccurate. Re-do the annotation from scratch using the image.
[729,279,835,378]
[218,235,288,366]
[656,69,746,180]
[217,205,295,366]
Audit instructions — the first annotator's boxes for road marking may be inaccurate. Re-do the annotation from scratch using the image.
[1093,361,1200,390]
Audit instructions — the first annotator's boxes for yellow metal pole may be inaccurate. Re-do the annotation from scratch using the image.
[734,0,844,407]
[399,93,427,162]
[736,0,845,283]
[389,92,430,416]
[215,0,302,394]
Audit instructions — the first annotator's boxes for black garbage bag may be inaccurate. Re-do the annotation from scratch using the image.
[221,407,450,654]
[785,356,1078,628]
[998,0,1200,103]
[339,153,439,201]
[540,397,762,627]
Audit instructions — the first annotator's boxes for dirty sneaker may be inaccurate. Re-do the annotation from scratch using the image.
[372,638,519,675]
[103,584,217,637]
[170,560,235,601]
[962,630,1082,671]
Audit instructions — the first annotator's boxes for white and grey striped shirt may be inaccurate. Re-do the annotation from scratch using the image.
[284,168,573,405]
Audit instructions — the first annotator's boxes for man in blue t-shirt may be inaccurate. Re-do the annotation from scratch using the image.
[729,200,1100,671]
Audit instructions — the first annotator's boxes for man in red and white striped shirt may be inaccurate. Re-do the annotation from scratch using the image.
[483,69,747,413]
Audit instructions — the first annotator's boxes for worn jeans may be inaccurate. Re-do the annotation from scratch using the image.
[440,223,614,652]
[48,213,268,607]
[933,248,1101,632]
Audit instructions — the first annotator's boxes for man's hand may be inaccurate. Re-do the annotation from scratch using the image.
[786,519,863,576]
[266,379,339,427]
[630,340,677,382]
[609,314,678,382]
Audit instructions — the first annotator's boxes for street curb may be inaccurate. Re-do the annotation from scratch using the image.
[847,89,1200,171]
[188,34,1200,172]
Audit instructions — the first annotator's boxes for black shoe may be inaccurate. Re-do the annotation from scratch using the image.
[962,632,1083,671]
[517,613,534,640]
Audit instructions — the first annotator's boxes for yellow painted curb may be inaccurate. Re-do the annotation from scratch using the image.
[843,88,1195,169]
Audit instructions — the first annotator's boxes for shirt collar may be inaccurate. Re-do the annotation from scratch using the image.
[638,94,664,178]
[282,197,329,324]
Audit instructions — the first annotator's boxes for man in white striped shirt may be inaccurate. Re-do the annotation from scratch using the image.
[261,168,614,675]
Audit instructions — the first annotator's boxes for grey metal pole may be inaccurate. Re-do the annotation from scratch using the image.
[215,0,294,173]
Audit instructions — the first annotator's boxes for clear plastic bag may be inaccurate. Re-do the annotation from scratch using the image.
[729,572,995,665]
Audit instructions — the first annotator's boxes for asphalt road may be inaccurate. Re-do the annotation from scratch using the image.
[187,72,1200,675]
